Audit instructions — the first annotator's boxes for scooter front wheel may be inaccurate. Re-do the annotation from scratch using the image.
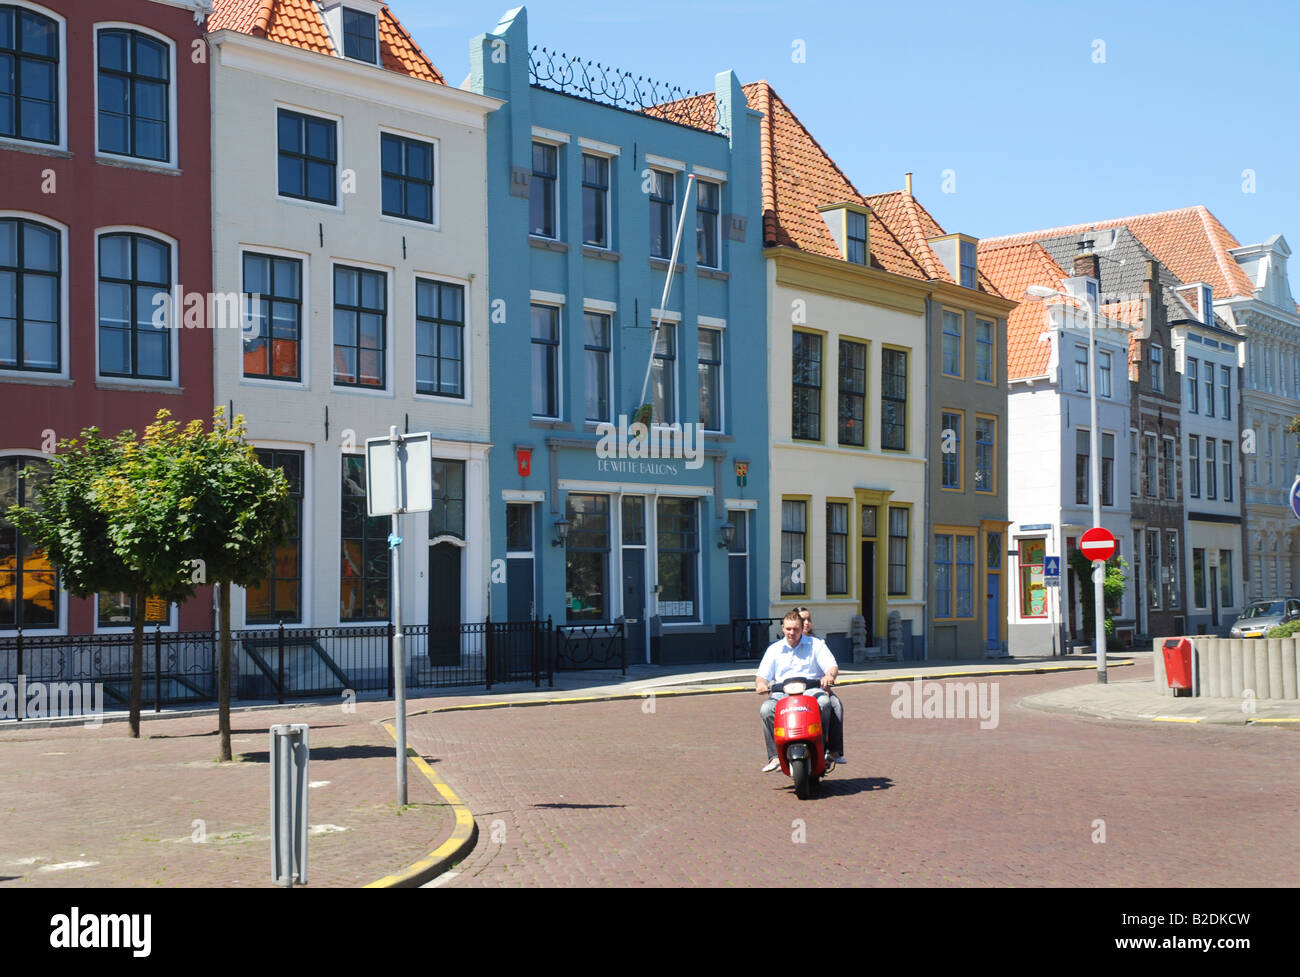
[790,756,811,799]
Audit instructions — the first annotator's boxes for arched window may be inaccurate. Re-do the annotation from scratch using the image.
[97,231,171,380]
[0,455,57,629]
[96,27,170,163]
[0,5,59,144]
[0,216,60,372]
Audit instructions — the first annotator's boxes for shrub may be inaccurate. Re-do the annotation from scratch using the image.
[1265,619,1300,638]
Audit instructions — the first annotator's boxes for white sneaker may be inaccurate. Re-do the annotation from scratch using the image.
[761,757,780,773]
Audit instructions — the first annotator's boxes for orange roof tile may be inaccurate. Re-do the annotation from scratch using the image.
[209,0,443,83]
[982,206,1254,301]
[977,242,1072,379]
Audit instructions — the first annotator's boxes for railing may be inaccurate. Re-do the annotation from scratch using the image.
[528,46,724,134]
[555,622,626,674]
[731,618,784,662]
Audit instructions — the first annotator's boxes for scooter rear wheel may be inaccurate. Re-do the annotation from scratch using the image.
[790,756,811,799]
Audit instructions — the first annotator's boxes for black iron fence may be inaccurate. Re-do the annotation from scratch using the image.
[0,617,568,718]
[555,622,626,674]
[731,618,784,661]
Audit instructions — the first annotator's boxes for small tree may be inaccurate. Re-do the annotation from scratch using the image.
[1068,551,1129,645]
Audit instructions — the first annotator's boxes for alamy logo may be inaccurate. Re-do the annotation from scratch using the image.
[889,676,1000,729]
[595,415,704,471]
[50,907,151,957]
[0,677,103,727]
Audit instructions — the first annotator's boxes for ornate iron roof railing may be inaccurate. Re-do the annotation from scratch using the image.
[528,46,725,135]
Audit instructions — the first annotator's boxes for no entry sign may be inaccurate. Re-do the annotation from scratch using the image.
[1079,527,1118,562]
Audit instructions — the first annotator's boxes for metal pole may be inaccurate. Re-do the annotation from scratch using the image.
[154,625,162,712]
[390,427,407,807]
[277,622,285,704]
[280,730,293,888]
[1088,307,1108,683]
[638,174,697,412]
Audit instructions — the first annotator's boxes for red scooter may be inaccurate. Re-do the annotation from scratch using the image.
[773,677,835,799]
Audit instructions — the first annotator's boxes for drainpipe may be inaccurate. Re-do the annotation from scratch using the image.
[923,295,933,661]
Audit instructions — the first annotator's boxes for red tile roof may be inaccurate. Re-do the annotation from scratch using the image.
[977,242,1072,379]
[209,0,444,83]
[982,206,1254,301]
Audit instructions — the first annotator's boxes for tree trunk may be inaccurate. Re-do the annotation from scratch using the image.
[219,581,232,762]
[129,590,145,738]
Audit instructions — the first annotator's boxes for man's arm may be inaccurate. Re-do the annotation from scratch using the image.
[756,647,775,694]
[815,638,839,688]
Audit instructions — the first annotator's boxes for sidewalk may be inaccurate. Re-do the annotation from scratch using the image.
[1,653,1293,889]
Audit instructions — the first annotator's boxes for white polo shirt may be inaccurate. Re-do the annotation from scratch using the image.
[756,634,837,685]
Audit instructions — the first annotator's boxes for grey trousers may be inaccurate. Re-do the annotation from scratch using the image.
[761,689,843,758]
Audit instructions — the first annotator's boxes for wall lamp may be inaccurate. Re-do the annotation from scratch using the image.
[552,517,571,547]
[717,522,736,549]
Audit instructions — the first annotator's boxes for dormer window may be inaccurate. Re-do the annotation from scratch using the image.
[342,7,377,64]
[1086,279,1099,314]
[1200,284,1213,325]
[819,203,870,265]
[960,240,977,288]
[847,211,867,265]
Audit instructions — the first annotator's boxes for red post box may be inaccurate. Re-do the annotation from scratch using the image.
[1161,637,1194,696]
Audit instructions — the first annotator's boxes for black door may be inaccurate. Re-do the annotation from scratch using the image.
[507,557,534,621]
[428,542,461,665]
[623,548,646,663]
[1210,567,1220,629]
[860,541,875,641]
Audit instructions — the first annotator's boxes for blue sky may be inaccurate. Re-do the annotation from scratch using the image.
[402,0,1299,251]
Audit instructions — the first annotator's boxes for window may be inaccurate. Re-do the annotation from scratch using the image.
[943,411,964,490]
[935,531,975,619]
[1085,279,1099,313]
[1145,529,1160,610]
[881,348,907,450]
[649,169,674,258]
[1205,362,1215,417]
[97,593,168,629]
[530,304,560,418]
[1205,437,1217,499]
[584,311,611,423]
[506,502,532,553]
[430,459,465,539]
[1,5,58,144]
[247,449,304,624]
[1098,349,1111,397]
[98,232,170,380]
[698,326,722,432]
[581,153,609,248]
[976,319,994,384]
[1143,433,1156,498]
[887,507,909,596]
[242,252,301,381]
[529,142,557,238]
[380,132,434,224]
[1220,366,1231,421]
[1192,548,1206,608]
[1073,344,1089,392]
[565,494,609,622]
[1223,440,1233,502]
[1019,538,1047,618]
[1130,429,1138,497]
[1149,343,1163,393]
[656,498,698,619]
[792,331,822,441]
[826,502,848,595]
[1188,435,1200,498]
[1219,550,1234,607]
[959,240,977,289]
[780,499,806,596]
[964,414,991,494]
[415,278,463,397]
[340,455,390,621]
[846,211,867,266]
[332,265,385,388]
[837,338,866,446]
[0,217,59,372]
[1187,357,1198,412]
[1164,530,1180,608]
[942,310,962,378]
[341,7,377,63]
[278,109,336,205]
[1162,437,1175,500]
[0,456,56,629]
[1100,432,1114,506]
[696,179,720,268]
[98,29,168,162]
[1075,430,1089,505]
[651,323,676,424]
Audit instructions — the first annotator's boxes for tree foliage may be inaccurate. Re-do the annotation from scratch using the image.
[1067,551,1129,645]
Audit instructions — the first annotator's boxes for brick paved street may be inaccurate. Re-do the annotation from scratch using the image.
[410,665,1299,887]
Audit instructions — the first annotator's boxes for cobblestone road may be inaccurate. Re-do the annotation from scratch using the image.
[407,668,1298,887]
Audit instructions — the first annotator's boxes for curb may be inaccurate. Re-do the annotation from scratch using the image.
[409,659,1137,717]
[365,721,478,889]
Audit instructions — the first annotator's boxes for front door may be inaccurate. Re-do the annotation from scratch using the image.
[621,496,648,663]
[986,531,1002,653]
[727,510,748,620]
[860,541,876,641]
[1209,567,1220,629]
[427,542,462,665]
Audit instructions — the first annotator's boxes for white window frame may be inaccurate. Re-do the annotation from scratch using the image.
[378,125,440,232]
[0,448,67,636]
[0,209,70,381]
[652,494,704,627]
[695,178,722,270]
[274,100,345,214]
[579,149,613,251]
[0,2,67,154]
[93,21,179,170]
[698,319,725,434]
[529,298,563,420]
[328,256,395,398]
[93,224,181,388]
[237,243,311,390]
[582,304,614,425]
[238,440,314,629]
[648,168,676,260]
[529,138,561,242]
[412,270,473,405]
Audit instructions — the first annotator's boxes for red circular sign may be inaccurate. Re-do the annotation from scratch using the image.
[1079,527,1117,562]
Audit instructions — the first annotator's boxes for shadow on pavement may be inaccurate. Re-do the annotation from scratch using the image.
[147,723,346,740]
[531,802,627,809]
[237,744,395,764]
[817,776,894,796]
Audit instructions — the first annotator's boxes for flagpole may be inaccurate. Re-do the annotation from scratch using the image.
[639,173,697,415]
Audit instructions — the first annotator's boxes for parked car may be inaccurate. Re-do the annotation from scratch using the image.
[1228,598,1300,638]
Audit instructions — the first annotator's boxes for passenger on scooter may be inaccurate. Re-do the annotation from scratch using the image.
[755,609,844,773]
[794,606,846,765]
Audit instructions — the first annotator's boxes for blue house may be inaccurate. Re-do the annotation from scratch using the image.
[470,7,767,665]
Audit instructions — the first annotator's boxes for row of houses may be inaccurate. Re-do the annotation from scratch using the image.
[1,0,1297,666]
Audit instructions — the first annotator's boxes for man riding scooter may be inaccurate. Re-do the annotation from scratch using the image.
[756,609,846,773]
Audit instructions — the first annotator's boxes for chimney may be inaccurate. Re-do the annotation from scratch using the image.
[905,172,912,196]
[1073,238,1099,280]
